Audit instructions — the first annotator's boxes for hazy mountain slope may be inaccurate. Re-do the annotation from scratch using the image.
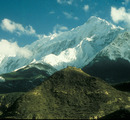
[82,32,130,83]
[0,16,124,74]
[1,67,129,119]
[0,63,57,93]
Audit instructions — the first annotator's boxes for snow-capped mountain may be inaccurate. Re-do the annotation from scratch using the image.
[0,16,124,74]
[82,32,130,83]
[98,32,130,61]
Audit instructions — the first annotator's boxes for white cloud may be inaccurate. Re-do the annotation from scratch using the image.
[0,39,32,58]
[1,18,36,35]
[111,7,130,28]
[74,17,79,20]
[1,19,24,33]
[57,0,73,5]
[63,12,79,20]
[122,0,130,5]
[63,12,73,19]
[53,24,68,33]
[49,11,55,14]
[83,5,89,12]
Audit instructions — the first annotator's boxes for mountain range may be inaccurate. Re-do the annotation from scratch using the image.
[0,16,126,75]
[0,16,129,85]
[0,16,130,119]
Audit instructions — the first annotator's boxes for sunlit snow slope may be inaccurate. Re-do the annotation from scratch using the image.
[0,16,124,74]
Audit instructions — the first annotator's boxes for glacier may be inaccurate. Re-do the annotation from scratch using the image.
[0,16,125,74]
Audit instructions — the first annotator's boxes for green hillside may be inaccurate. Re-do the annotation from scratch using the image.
[0,67,130,119]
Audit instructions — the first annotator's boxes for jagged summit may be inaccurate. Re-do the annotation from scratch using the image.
[1,67,129,119]
[87,16,112,25]
[86,16,124,30]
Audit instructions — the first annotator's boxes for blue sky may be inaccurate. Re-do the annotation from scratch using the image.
[0,0,130,46]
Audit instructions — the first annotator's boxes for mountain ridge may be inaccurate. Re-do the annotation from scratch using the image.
[0,63,57,93]
[82,32,130,83]
[0,16,124,74]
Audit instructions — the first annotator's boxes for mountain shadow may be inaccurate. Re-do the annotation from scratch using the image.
[82,57,130,84]
[112,81,130,92]
[99,109,130,119]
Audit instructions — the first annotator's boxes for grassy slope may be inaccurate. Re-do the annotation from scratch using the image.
[0,92,24,116]
[1,67,129,119]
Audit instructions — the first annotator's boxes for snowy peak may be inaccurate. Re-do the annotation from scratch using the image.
[67,16,124,47]
[38,17,124,70]
[86,16,124,30]
[0,16,125,74]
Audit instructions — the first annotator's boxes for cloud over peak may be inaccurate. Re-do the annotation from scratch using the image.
[111,7,130,29]
[53,24,68,33]
[0,39,32,58]
[1,18,36,35]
